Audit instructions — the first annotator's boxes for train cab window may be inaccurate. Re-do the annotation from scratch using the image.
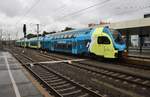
[97,36,110,44]
[110,29,124,44]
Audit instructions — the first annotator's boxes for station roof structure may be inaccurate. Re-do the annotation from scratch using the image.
[107,18,150,29]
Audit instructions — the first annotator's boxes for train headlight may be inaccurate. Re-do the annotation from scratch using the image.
[115,53,118,57]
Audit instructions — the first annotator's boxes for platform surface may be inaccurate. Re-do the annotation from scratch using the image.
[128,49,150,58]
[0,51,43,97]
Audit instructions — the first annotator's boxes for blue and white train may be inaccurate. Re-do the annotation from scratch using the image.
[16,26,126,58]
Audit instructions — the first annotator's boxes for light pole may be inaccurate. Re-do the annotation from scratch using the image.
[0,29,2,49]
[37,24,40,49]
[23,24,27,53]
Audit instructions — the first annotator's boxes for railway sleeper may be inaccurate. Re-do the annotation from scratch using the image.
[56,86,76,92]
[142,80,149,84]
[50,81,67,86]
[54,83,71,89]
[47,76,59,80]
[61,89,82,97]
[47,78,63,83]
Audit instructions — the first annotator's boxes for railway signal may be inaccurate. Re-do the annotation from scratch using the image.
[23,24,27,38]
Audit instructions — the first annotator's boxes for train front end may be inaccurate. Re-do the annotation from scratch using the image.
[89,26,126,58]
[109,29,126,58]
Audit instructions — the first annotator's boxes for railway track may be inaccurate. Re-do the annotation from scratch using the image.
[46,53,150,70]
[34,48,150,71]
[128,55,150,60]
[41,58,150,96]
[12,48,150,89]
[10,47,150,97]
[39,56,150,97]
[13,47,150,70]
[72,61,150,88]
[12,52,103,97]
[27,50,150,95]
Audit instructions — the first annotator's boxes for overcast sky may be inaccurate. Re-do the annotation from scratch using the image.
[0,0,150,39]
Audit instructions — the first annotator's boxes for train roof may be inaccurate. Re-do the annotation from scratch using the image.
[17,26,107,41]
[46,27,93,37]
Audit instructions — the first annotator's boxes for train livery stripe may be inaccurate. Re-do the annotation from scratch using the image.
[89,27,103,55]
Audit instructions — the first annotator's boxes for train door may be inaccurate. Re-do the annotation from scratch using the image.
[97,36,104,56]
[72,39,77,54]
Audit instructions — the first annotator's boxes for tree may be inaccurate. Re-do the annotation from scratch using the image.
[26,33,36,39]
[42,31,56,36]
[61,27,74,32]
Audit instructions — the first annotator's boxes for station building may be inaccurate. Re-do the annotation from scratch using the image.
[103,18,150,56]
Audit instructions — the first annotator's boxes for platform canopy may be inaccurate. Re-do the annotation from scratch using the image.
[108,18,150,29]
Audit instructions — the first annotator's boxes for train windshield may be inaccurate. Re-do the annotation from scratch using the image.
[110,29,124,44]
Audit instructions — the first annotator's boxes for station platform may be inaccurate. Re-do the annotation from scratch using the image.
[128,53,150,59]
[128,49,150,58]
[128,51,150,61]
[0,51,44,97]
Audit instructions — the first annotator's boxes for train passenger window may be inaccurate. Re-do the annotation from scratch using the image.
[64,35,68,38]
[56,36,59,39]
[75,33,78,37]
[59,35,61,39]
[53,36,56,39]
[61,35,63,38]
[85,31,90,34]
[97,36,110,44]
[55,35,57,38]
[68,34,71,38]
[68,34,73,38]
[66,34,70,38]
[58,35,60,38]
